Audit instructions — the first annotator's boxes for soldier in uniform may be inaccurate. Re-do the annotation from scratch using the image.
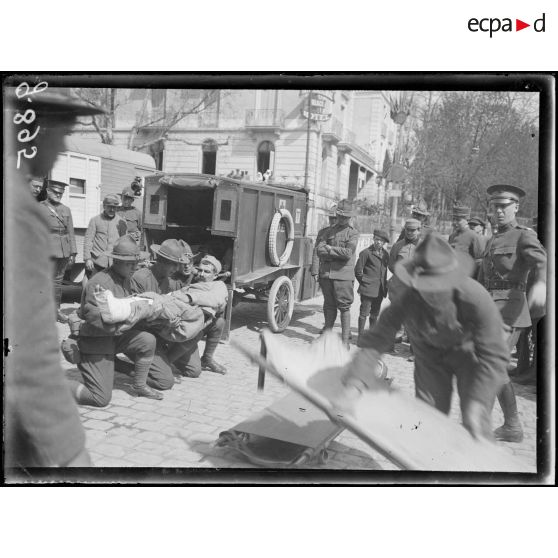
[311,205,338,281]
[315,199,359,348]
[83,193,128,277]
[117,186,143,244]
[73,235,174,405]
[39,179,78,323]
[311,205,338,332]
[468,217,488,252]
[388,218,421,301]
[397,199,435,241]
[480,184,547,442]
[354,229,390,346]
[339,234,509,440]
[448,204,484,275]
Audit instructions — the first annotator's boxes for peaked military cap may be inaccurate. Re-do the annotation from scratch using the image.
[404,218,421,230]
[452,203,471,218]
[487,184,526,203]
[468,217,486,228]
[45,179,68,194]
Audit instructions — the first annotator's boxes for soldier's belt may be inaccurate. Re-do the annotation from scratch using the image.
[486,280,526,291]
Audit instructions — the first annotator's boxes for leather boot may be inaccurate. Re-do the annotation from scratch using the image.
[323,307,337,331]
[357,316,367,347]
[202,335,227,375]
[340,311,352,349]
[494,382,524,442]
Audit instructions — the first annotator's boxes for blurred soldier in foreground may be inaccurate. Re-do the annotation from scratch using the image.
[314,199,359,349]
[479,185,546,442]
[40,179,77,322]
[4,86,103,468]
[340,234,509,440]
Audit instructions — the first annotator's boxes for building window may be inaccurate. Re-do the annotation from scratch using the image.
[257,141,275,175]
[69,177,86,195]
[202,139,218,175]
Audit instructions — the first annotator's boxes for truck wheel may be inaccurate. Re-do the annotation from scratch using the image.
[268,208,295,266]
[267,275,295,332]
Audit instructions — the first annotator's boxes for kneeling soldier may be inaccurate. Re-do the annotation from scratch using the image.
[70,236,174,406]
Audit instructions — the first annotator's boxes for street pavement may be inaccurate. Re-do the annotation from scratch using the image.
[57,288,537,474]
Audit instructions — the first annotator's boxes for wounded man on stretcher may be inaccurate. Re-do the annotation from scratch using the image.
[94,280,228,342]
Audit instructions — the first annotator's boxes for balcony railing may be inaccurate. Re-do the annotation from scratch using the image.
[245,109,285,128]
[323,116,343,141]
[342,129,356,144]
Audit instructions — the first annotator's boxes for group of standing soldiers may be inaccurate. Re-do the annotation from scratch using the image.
[31,178,142,323]
[312,189,546,443]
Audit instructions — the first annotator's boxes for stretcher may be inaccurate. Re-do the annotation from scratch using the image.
[216,392,344,467]
[231,330,532,473]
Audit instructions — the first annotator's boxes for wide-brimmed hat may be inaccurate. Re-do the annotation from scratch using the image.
[200,255,222,275]
[45,179,68,194]
[5,87,105,117]
[452,203,471,219]
[178,239,194,260]
[373,229,390,243]
[395,233,474,292]
[103,235,148,261]
[487,184,526,204]
[411,200,430,217]
[328,204,338,218]
[151,239,188,263]
[336,199,355,217]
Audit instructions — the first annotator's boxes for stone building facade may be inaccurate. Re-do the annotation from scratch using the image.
[73,88,400,236]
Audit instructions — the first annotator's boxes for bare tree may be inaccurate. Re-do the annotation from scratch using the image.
[72,88,224,152]
[407,90,539,219]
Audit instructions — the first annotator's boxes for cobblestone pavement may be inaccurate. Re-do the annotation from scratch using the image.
[57,286,537,473]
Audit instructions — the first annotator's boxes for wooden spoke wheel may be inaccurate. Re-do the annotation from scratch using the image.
[267,275,295,332]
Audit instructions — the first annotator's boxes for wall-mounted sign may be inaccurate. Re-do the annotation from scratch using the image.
[301,91,333,122]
